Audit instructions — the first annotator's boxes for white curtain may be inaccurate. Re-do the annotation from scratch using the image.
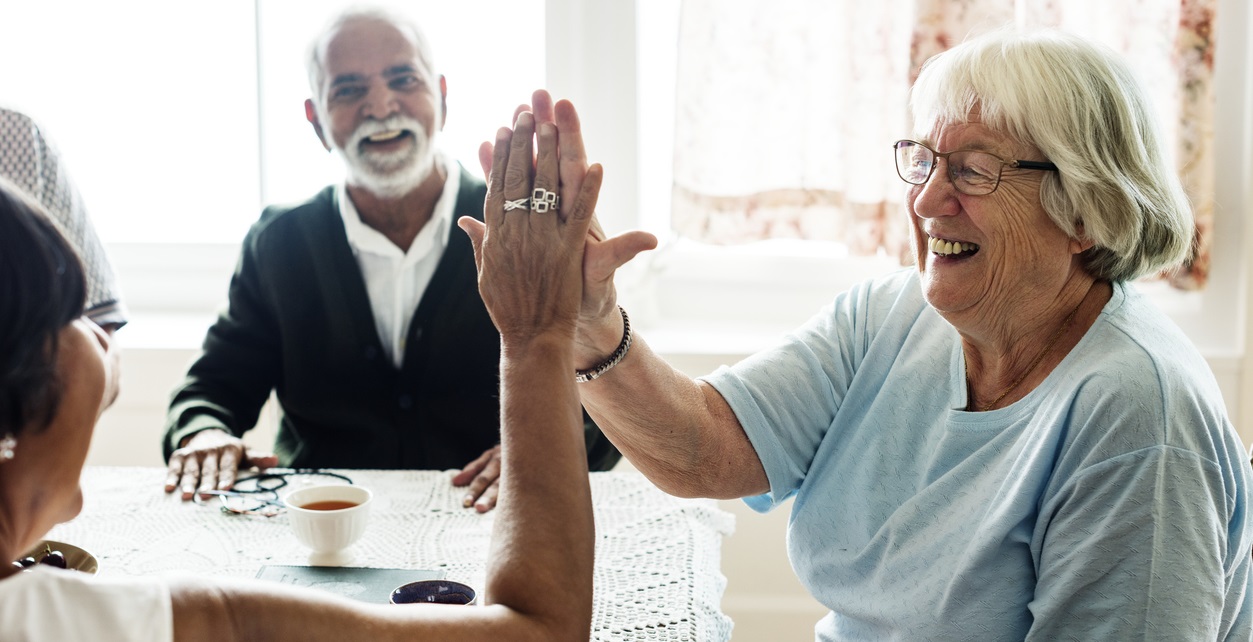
[671,0,1217,288]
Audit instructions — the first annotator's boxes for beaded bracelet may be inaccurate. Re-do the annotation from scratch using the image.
[575,306,632,383]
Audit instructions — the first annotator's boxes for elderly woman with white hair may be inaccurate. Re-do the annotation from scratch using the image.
[533,29,1252,639]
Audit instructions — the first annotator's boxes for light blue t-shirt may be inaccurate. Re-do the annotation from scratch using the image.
[705,269,1252,640]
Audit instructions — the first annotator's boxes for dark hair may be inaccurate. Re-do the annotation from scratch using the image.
[0,177,87,437]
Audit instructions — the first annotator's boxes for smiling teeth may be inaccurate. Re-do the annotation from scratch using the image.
[366,130,404,142]
[928,237,978,256]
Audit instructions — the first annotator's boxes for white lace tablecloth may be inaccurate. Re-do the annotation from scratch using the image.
[48,467,735,641]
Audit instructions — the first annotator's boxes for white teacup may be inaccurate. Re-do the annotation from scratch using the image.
[284,484,372,566]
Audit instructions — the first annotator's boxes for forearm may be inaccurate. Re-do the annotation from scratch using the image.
[485,335,594,640]
[171,576,552,642]
[581,413,623,472]
[576,316,767,499]
[163,388,257,461]
[163,323,278,459]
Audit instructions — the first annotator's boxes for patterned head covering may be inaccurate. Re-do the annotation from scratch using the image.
[0,106,126,328]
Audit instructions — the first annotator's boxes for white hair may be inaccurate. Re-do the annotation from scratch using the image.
[910,28,1193,282]
[305,6,439,107]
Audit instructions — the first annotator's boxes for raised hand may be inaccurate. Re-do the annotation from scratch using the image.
[476,91,657,364]
[460,109,602,348]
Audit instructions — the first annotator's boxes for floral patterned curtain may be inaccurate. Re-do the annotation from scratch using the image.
[671,0,1216,289]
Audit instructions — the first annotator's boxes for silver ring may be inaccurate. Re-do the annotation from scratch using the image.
[531,188,560,213]
[503,197,531,212]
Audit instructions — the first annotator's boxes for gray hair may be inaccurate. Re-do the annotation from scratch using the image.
[910,29,1193,282]
[305,6,438,106]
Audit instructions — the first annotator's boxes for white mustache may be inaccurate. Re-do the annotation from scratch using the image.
[352,116,427,146]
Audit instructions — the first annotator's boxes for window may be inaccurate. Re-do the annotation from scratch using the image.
[0,1,261,244]
[0,0,542,327]
[0,0,1248,366]
[0,0,542,244]
[626,0,1251,365]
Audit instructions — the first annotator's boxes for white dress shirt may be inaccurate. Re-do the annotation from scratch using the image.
[337,153,460,368]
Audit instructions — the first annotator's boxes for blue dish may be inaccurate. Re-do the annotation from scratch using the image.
[390,579,477,605]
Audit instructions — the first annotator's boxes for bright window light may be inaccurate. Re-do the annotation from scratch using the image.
[0,0,543,243]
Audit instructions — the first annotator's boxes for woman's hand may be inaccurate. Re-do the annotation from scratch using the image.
[474,90,657,364]
[458,102,601,347]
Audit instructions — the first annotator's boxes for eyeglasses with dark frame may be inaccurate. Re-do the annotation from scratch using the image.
[892,139,1058,196]
[192,469,355,517]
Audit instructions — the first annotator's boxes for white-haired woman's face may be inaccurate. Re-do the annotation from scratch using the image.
[906,118,1086,326]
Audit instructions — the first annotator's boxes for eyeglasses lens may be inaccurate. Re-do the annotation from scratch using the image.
[947,152,1000,195]
[895,141,933,184]
[895,141,1004,196]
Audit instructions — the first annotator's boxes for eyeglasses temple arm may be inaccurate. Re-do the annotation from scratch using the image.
[1013,160,1058,171]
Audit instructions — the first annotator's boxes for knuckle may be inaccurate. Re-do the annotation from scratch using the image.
[503,166,529,191]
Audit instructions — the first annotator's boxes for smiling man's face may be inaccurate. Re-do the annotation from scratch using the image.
[310,17,445,198]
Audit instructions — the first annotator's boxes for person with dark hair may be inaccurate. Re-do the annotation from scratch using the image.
[0,96,601,639]
[0,177,95,441]
[160,7,618,509]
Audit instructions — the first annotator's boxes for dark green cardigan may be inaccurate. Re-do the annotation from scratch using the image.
[162,170,619,471]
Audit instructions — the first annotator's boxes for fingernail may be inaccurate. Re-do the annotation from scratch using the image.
[463,495,474,508]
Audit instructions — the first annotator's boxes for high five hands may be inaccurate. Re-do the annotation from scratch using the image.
[453,91,655,510]
[457,90,658,363]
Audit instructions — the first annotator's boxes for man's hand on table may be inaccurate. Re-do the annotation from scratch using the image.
[164,429,279,500]
[452,445,502,512]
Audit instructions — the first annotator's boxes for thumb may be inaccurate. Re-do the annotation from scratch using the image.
[458,216,486,271]
[244,449,279,470]
[587,230,658,281]
[477,140,494,178]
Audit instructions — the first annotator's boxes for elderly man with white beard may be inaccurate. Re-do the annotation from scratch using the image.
[159,7,619,509]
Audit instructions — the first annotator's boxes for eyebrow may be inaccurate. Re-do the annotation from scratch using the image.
[329,73,367,87]
[329,64,422,89]
[382,64,419,77]
[917,137,1008,156]
[958,140,1004,154]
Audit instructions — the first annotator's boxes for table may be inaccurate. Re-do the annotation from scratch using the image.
[48,467,735,641]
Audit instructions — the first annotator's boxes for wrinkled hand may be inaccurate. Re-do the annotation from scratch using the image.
[477,90,657,349]
[163,429,279,501]
[451,445,502,513]
[460,99,603,343]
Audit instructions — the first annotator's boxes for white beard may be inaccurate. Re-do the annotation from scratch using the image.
[332,114,437,199]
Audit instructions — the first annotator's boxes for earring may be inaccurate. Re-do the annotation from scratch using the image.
[0,434,15,461]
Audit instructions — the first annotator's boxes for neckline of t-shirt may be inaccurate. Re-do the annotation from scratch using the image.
[946,282,1127,426]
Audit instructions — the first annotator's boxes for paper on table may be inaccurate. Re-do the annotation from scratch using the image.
[255,565,445,604]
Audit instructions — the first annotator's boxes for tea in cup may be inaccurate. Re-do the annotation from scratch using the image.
[285,484,372,566]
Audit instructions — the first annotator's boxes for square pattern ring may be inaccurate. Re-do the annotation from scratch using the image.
[531,188,560,213]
